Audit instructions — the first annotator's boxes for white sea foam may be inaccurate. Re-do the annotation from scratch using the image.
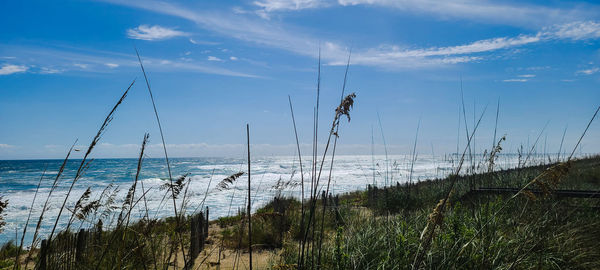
[0,154,551,245]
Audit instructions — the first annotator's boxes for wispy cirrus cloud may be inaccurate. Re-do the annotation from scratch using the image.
[577,67,599,75]
[254,0,326,12]
[39,67,63,74]
[503,78,528,82]
[255,0,599,28]
[337,0,599,28]
[127,25,189,40]
[73,63,89,69]
[543,20,600,40]
[189,38,220,45]
[0,44,257,77]
[502,73,536,82]
[0,64,28,75]
[207,56,223,61]
[103,0,600,69]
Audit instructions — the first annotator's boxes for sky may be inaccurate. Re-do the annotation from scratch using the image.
[0,0,599,159]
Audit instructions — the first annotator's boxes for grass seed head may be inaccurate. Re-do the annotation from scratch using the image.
[336,93,356,123]
[521,161,572,200]
[217,171,245,190]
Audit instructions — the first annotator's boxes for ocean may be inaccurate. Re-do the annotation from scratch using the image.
[0,154,528,245]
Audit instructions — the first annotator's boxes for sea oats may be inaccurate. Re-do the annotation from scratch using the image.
[217,172,245,191]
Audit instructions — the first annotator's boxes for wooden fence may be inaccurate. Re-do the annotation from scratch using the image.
[469,187,600,198]
[189,209,208,261]
[37,227,100,270]
[36,208,210,270]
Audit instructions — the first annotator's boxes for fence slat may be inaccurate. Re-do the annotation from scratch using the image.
[190,215,199,260]
[198,213,205,251]
[76,229,86,263]
[39,240,48,270]
[204,207,209,238]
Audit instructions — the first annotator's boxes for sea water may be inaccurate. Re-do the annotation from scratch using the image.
[0,154,531,245]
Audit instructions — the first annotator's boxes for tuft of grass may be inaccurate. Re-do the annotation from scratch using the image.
[0,197,7,234]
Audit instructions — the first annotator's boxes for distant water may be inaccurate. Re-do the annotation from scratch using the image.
[0,154,533,245]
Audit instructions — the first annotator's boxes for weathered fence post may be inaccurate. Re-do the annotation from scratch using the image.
[198,212,205,251]
[334,195,341,226]
[190,215,199,261]
[76,229,87,263]
[373,185,378,204]
[189,212,206,265]
[39,239,48,270]
[95,219,103,243]
[367,184,372,207]
[70,233,76,269]
[204,207,209,238]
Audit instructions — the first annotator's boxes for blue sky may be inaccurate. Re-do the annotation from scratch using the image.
[0,0,599,159]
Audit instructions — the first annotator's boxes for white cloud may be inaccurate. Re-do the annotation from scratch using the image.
[207,56,222,61]
[73,63,88,69]
[321,34,537,67]
[0,144,15,148]
[189,38,220,45]
[376,34,540,58]
[254,0,325,12]
[39,67,62,74]
[0,44,257,77]
[254,0,599,29]
[103,0,600,69]
[127,25,188,41]
[0,64,28,75]
[44,144,62,149]
[230,56,238,61]
[337,0,599,28]
[502,74,535,82]
[577,67,599,75]
[547,21,600,40]
[105,63,119,68]
[526,66,550,71]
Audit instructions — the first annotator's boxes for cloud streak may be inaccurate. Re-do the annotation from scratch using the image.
[577,67,599,75]
[103,0,600,70]
[0,64,28,75]
[337,0,599,28]
[127,25,189,40]
[189,38,220,45]
[0,44,257,77]
[254,0,326,12]
[255,0,599,28]
[503,78,528,82]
